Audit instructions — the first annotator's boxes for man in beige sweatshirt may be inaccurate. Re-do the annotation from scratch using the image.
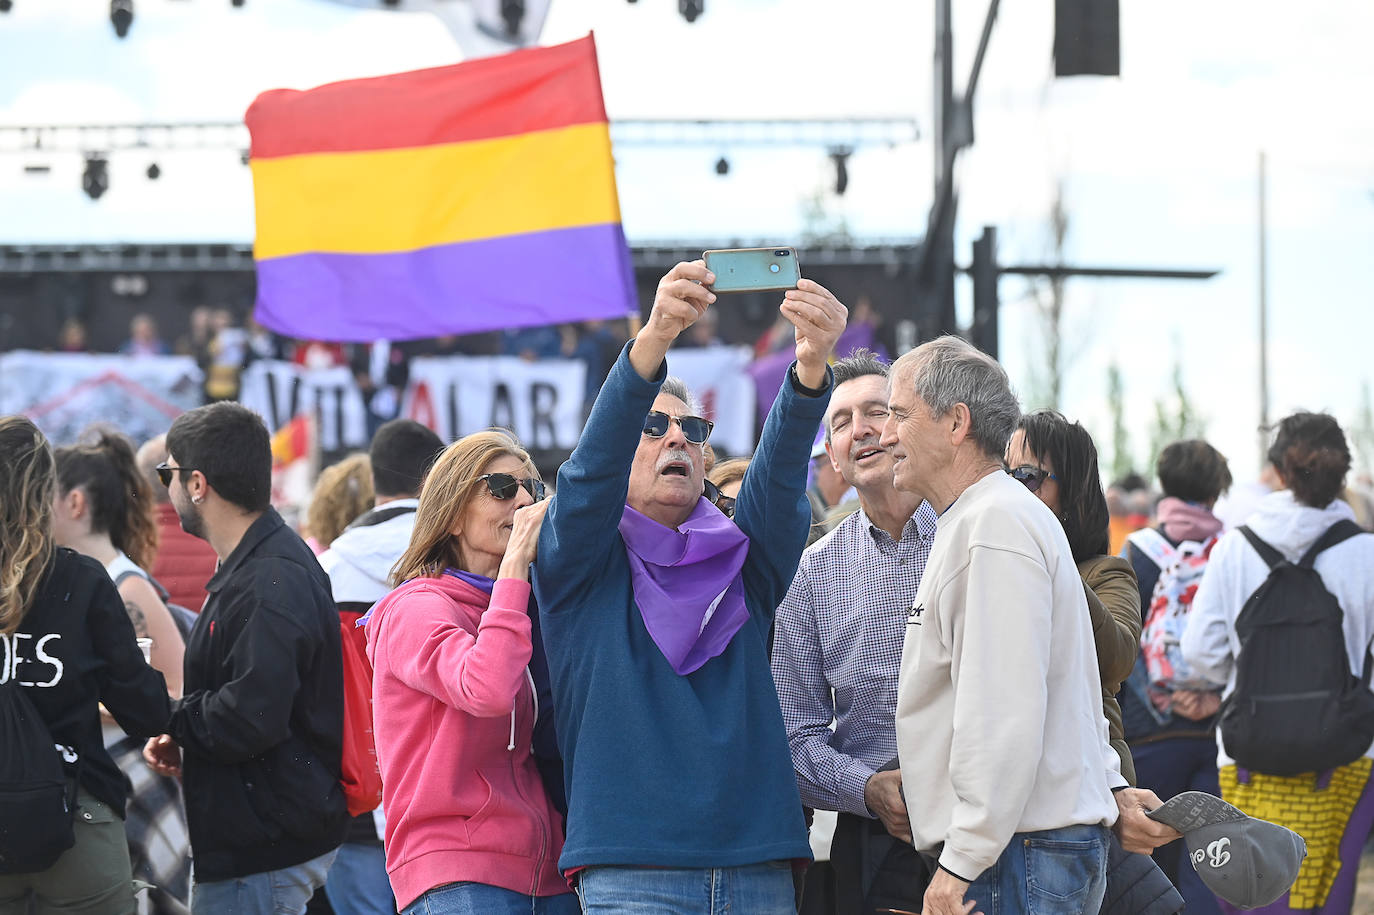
[879,336,1120,915]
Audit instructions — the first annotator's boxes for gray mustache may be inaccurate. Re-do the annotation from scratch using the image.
[656,449,694,472]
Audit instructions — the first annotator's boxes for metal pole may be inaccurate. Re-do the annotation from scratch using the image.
[925,0,957,341]
[1258,150,1270,468]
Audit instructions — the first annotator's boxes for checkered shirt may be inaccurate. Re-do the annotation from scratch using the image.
[771,500,938,817]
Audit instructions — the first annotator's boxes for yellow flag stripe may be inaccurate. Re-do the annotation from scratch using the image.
[252,122,620,259]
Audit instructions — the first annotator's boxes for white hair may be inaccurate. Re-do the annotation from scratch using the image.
[659,376,701,415]
[892,335,1020,459]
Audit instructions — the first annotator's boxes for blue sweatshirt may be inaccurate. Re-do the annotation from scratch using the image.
[533,344,828,871]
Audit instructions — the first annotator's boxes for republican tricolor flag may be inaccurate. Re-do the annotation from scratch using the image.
[246,35,636,342]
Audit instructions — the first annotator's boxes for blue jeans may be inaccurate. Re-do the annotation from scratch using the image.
[402,881,579,915]
[964,824,1109,915]
[325,842,395,915]
[1132,738,1223,915]
[190,848,337,915]
[575,862,795,914]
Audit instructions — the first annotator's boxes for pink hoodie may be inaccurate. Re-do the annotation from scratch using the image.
[364,574,568,909]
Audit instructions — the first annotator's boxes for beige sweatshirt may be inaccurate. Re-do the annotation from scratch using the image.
[895,470,1120,881]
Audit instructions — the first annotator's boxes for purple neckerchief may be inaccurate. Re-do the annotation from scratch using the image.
[355,568,495,628]
[442,567,496,594]
[618,497,751,676]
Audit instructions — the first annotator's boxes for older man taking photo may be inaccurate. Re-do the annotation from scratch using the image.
[533,260,846,913]
[880,336,1119,915]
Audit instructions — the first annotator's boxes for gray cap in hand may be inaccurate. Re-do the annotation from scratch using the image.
[1146,791,1307,910]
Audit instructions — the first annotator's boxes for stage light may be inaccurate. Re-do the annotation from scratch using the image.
[679,0,702,23]
[83,156,109,200]
[500,0,523,36]
[714,156,729,176]
[110,0,133,38]
[146,163,161,180]
[830,147,851,196]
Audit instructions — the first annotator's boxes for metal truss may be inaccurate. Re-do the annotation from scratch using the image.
[0,118,919,156]
[0,240,921,274]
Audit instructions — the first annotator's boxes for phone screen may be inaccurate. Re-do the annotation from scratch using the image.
[704,247,801,294]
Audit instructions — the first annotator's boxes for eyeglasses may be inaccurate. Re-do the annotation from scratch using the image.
[643,410,714,445]
[155,461,198,488]
[478,472,546,502]
[1007,465,1058,493]
[703,479,737,518]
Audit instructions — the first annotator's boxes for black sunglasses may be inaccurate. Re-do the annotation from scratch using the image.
[643,410,713,445]
[702,479,737,518]
[155,461,199,488]
[478,472,546,502]
[1007,465,1058,494]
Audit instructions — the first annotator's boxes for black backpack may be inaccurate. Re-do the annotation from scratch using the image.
[1219,520,1374,776]
[0,674,78,874]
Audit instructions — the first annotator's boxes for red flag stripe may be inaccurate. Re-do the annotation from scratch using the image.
[246,35,608,159]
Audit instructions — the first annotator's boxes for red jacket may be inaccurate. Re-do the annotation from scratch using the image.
[150,502,219,612]
[365,574,568,908]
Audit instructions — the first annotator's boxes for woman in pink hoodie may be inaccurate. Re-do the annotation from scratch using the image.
[363,429,575,914]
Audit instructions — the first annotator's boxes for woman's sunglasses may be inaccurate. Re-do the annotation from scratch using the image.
[1007,465,1057,494]
[643,410,714,445]
[702,479,737,518]
[479,473,546,502]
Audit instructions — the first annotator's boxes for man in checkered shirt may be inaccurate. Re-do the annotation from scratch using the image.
[771,349,938,914]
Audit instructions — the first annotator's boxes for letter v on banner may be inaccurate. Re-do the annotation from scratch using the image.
[408,381,437,434]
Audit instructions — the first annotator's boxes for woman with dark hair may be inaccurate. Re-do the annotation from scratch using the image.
[1183,413,1374,915]
[1007,410,1141,785]
[364,429,575,915]
[0,416,170,914]
[1120,439,1231,915]
[51,428,190,915]
[52,429,185,694]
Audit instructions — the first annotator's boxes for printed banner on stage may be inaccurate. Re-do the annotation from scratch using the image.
[238,362,370,455]
[0,351,203,447]
[1,347,760,460]
[246,34,636,342]
[401,355,587,451]
[664,345,758,458]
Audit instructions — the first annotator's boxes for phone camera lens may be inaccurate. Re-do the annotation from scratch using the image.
[775,250,790,257]
[770,264,780,274]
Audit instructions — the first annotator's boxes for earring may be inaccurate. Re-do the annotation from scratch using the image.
[192,495,204,505]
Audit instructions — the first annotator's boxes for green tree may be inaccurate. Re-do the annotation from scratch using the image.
[1351,380,1374,477]
[1106,361,1135,481]
[1147,351,1207,476]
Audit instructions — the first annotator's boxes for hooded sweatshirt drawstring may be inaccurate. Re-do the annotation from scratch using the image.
[509,668,539,752]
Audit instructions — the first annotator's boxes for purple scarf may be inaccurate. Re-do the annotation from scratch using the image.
[618,498,751,675]
[1156,496,1224,543]
[355,567,494,628]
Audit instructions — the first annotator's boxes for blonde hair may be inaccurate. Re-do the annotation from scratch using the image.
[1,416,57,634]
[707,457,750,493]
[391,429,536,585]
[306,453,374,549]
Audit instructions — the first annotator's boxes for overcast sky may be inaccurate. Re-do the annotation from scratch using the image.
[1,0,1371,480]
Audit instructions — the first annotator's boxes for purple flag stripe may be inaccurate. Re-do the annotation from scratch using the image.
[254,222,637,342]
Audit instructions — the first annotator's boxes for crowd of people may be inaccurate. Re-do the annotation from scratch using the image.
[2,262,1371,915]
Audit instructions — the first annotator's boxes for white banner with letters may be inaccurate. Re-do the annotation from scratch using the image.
[1,348,761,457]
[238,361,370,455]
[401,355,587,451]
[0,351,203,447]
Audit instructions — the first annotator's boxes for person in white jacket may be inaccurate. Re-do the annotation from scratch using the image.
[1182,412,1374,915]
[880,335,1120,915]
[318,418,443,915]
